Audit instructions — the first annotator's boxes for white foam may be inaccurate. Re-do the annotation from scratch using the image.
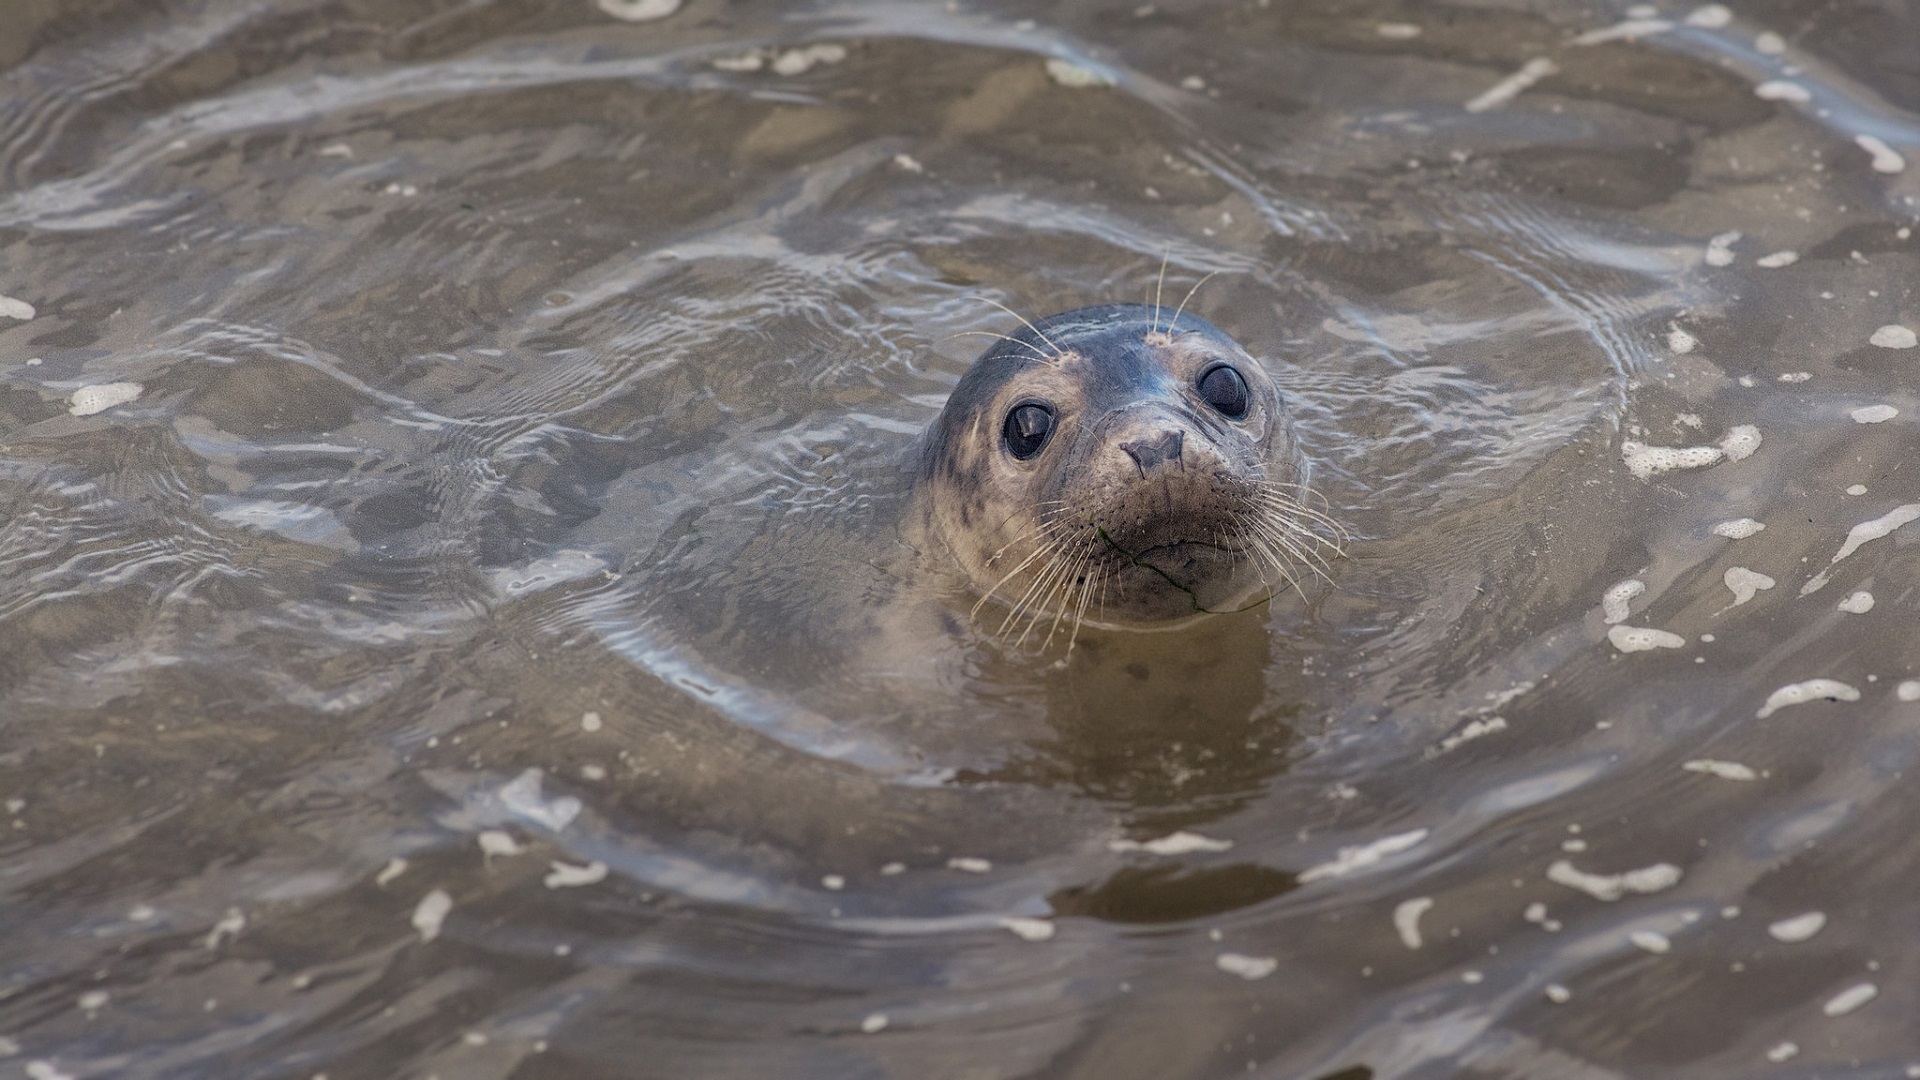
[0,294,33,321]
[1465,57,1557,112]
[1547,859,1682,901]
[1852,404,1899,423]
[1667,326,1697,353]
[1393,897,1433,948]
[205,908,245,950]
[999,917,1056,942]
[1847,484,1868,496]
[947,856,992,873]
[477,830,522,858]
[1720,424,1762,461]
[411,889,452,941]
[1602,578,1645,624]
[861,1013,888,1034]
[1767,1042,1799,1063]
[1684,759,1757,781]
[1376,22,1422,39]
[772,44,848,76]
[1755,250,1799,268]
[1608,625,1687,652]
[499,769,581,832]
[1713,518,1765,539]
[1045,59,1111,87]
[1768,911,1826,942]
[1837,591,1875,614]
[1216,953,1278,980]
[1573,19,1672,45]
[1299,829,1427,882]
[1545,984,1572,1004]
[68,382,143,416]
[1801,503,1920,594]
[1756,678,1860,718]
[1870,324,1918,349]
[1855,134,1907,175]
[1705,230,1741,266]
[1436,716,1507,753]
[376,857,408,886]
[1823,982,1878,1016]
[595,0,680,20]
[1630,929,1671,953]
[1622,441,1722,479]
[1755,80,1811,103]
[1721,566,1776,606]
[1108,831,1233,855]
[544,860,608,888]
[1754,31,1786,54]
[1684,4,1732,27]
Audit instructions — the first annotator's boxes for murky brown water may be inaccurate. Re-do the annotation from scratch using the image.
[3,1,1919,1076]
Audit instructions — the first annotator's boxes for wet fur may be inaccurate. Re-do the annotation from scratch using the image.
[912,303,1343,651]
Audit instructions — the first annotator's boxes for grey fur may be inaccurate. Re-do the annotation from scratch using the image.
[910,303,1337,646]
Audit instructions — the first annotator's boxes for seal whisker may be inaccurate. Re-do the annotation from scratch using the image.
[1150,250,1171,334]
[941,330,1053,364]
[1268,509,1347,561]
[972,531,1060,621]
[982,516,1079,616]
[1249,480,1347,532]
[1247,520,1335,586]
[1042,539,1099,645]
[1241,530,1305,593]
[999,531,1079,642]
[1031,533,1101,651]
[984,509,1074,566]
[1250,487,1349,546]
[1063,558,1103,655]
[1096,559,1112,623]
[1248,511,1333,568]
[970,296,1066,360]
[1168,270,1219,332]
[1038,545,1092,651]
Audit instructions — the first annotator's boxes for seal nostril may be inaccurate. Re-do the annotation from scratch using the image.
[1121,429,1184,473]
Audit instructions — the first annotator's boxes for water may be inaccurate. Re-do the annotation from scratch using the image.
[2,1,1918,1076]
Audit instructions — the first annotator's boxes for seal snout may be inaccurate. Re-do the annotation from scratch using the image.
[1120,428,1185,474]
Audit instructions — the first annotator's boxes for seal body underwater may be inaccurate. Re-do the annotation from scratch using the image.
[912,302,1340,646]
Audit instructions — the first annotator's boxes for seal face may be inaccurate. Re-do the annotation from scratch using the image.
[915,303,1339,646]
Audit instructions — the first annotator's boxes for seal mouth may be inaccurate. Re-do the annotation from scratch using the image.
[1126,538,1244,584]
[1132,539,1238,564]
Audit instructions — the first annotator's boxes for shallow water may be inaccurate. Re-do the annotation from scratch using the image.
[3,0,1919,1076]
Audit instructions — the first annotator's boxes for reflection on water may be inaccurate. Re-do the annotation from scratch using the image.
[2,0,1919,1076]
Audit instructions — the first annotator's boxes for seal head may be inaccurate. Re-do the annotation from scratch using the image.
[915,303,1335,644]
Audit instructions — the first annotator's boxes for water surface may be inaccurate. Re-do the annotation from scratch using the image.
[3,1,1919,1076]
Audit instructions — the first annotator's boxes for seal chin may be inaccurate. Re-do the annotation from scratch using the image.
[1133,540,1239,582]
[1122,541,1267,617]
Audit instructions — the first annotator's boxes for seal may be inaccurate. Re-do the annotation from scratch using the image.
[913,302,1341,648]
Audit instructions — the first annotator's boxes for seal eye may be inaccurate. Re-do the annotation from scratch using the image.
[1197,364,1251,420]
[1003,402,1055,460]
